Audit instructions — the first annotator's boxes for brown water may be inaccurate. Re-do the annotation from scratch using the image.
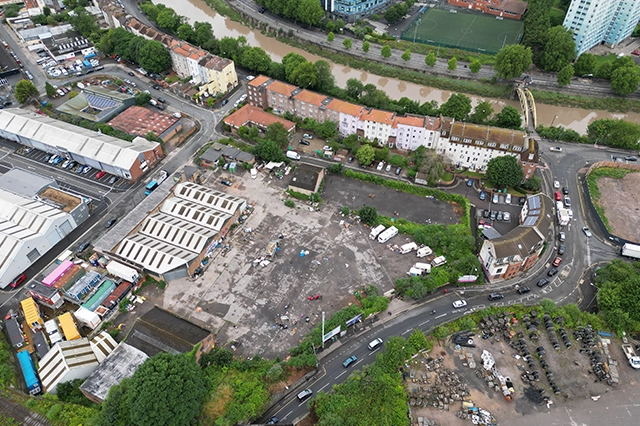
[157,0,640,133]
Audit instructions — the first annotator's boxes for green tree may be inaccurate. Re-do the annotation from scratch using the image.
[43,6,51,16]
[401,49,411,61]
[290,61,318,89]
[375,146,390,162]
[522,0,552,66]
[176,23,195,43]
[265,122,290,148]
[610,66,640,96]
[254,139,286,162]
[199,347,234,368]
[140,2,159,21]
[381,45,392,59]
[493,105,522,129]
[557,64,574,86]
[207,97,215,108]
[156,8,181,32]
[486,155,524,189]
[469,100,494,124]
[469,60,481,73]
[45,82,56,98]
[587,118,640,149]
[494,44,533,79]
[573,53,596,76]
[595,61,613,79]
[439,93,471,121]
[137,40,172,73]
[362,41,370,53]
[541,26,576,71]
[57,379,94,407]
[425,52,437,67]
[297,0,325,26]
[3,4,20,18]
[135,91,152,106]
[447,57,457,71]
[69,8,99,38]
[14,80,39,104]
[343,38,352,49]
[358,205,378,225]
[356,144,375,166]
[611,55,636,72]
[408,329,429,351]
[327,31,335,42]
[315,120,338,138]
[241,47,272,74]
[98,353,208,426]
[346,78,364,100]
[282,52,308,81]
[522,175,542,191]
[314,60,335,92]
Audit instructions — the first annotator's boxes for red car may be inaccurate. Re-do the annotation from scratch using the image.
[554,191,562,201]
[10,273,26,288]
[552,256,562,267]
[96,171,106,179]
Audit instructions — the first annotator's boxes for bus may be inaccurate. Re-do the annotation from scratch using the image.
[144,180,158,196]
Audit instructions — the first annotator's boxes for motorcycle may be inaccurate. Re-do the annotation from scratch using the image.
[430,309,436,315]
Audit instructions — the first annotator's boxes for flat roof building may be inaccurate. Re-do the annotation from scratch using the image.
[107,106,181,142]
[288,164,325,196]
[58,86,135,123]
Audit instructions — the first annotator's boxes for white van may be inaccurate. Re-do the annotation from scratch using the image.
[44,319,63,345]
[377,226,398,243]
[416,246,433,258]
[407,267,424,277]
[286,151,300,160]
[250,168,257,179]
[368,338,383,351]
[431,256,447,268]
[399,242,418,254]
[414,263,432,274]
[369,225,386,240]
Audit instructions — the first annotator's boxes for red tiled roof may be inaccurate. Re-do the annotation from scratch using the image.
[108,106,179,138]
[266,80,297,97]
[393,115,425,128]
[224,105,296,131]
[248,75,271,87]
[360,109,395,125]
[326,99,364,117]
[294,90,327,107]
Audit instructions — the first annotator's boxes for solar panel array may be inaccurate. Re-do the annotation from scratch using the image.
[523,195,541,226]
[86,94,118,110]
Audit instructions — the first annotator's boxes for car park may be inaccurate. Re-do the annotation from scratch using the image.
[547,269,558,277]
[343,355,357,368]
[96,171,106,179]
[559,232,566,242]
[479,190,486,201]
[582,227,592,237]
[517,286,531,295]
[488,293,504,301]
[537,278,550,287]
[368,338,383,350]
[558,244,565,255]
[553,181,560,189]
[10,273,27,289]
[452,300,467,308]
[297,388,313,401]
[385,163,392,172]
[553,256,562,267]
[562,186,569,195]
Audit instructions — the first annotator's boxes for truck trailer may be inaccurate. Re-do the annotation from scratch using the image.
[621,243,640,260]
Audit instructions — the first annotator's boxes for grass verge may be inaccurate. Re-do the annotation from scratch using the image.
[585,167,639,232]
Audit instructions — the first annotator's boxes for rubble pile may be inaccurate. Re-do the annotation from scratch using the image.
[408,356,471,411]
[555,316,572,349]
[474,350,514,400]
[522,311,541,341]
[455,401,497,425]
[416,417,439,426]
[542,314,560,350]
[574,325,616,386]
[479,312,516,342]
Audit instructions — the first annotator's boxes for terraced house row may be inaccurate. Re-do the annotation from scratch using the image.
[246,75,538,175]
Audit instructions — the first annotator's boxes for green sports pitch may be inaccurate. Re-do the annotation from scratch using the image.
[401,9,524,54]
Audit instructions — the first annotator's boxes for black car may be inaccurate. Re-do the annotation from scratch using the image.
[221,179,232,187]
[483,209,490,218]
[558,244,565,255]
[128,71,134,76]
[258,5,266,13]
[488,293,504,301]
[625,156,638,161]
[77,241,91,253]
[299,140,310,146]
[348,157,354,163]
[562,186,569,195]
[105,218,118,228]
[519,197,526,205]
[537,278,550,287]
[157,98,166,103]
[517,286,531,295]
[266,417,279,424]
[547,269,558,277]
[221,99,228,106]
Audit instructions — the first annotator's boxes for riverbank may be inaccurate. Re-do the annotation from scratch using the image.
[212,0,640,113]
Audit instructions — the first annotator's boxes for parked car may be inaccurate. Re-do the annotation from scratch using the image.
[505,194,512,204]
[395,167,401,175]
[549,146,562,152]
[299,140,310,146]
[77,241,91,253]
[483,209,490,218]
[61,160,70,168]
[564,197,571,207]
[348,157,354,163]
[96,171,106,179]
[490,210,497,221]
[466,179,473,187]
[128,71,134,76]
[517,286,531,295]
[452,300,467,308]
[157,98,166,103]
[492,193,499,204]
[559,232,566,242]
[625,156,637,161]
[9,273,27,289]
[547,268,558,277]
[322,145,333,151]
[105,218,118,228]
[553,256,562,267]
[562,186,569,195]
[82,166,92,174]
[302,133,313,139]
[554,191,562,201]
[496,211,503,222]
[503,212,511,222]
[582,227,592,237]
[376,161,384,171]
[385,163,392,172]
[479,191,486,201]
[488,293,504,301]
[553,180,560,188]
[221,179,233,187]
[537,278,550,288]
[108,176,117,184]
[343,355,358,368]
[558,244,566,255]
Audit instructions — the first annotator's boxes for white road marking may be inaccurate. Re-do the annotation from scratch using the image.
[335,371,347,379]
[317,383,329,392]
[419,320,430,326]
[435,313,447,319]
[402,328,413,335]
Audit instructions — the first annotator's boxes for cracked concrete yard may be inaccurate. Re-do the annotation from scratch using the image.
[161,167,458,358]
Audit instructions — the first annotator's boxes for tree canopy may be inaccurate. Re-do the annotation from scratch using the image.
[494,44,533,79]
[98,353,208,426]
[541,26,576,72]
[492,105,522,130]
[486,155,524,189]
[359,205,378,225]
[356,144,376,167]
[439,94,471,121]
[610,66,640,96]
[15,80,39,104]
[587,118,640,149]
[573,53,596,76]
[595,260,640,334]
[557,64,573,86]
[522,0,552,66]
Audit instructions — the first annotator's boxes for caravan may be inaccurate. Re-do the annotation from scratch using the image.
[399,242,418,254]
[416,246,433,258]
[407,267,424,277]
[414,263,432,274]
[431,256,447,268]
[369,225,386,240]
[377,226,398,243]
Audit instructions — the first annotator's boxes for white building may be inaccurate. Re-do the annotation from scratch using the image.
[358,109,395,145]
[563,0,640,55]
[390,115,441,151]
[0,169,90,289]
[326,98,365,136]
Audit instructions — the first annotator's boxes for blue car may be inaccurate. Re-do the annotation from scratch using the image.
[343,355,357,368]
[479,191,486,201]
